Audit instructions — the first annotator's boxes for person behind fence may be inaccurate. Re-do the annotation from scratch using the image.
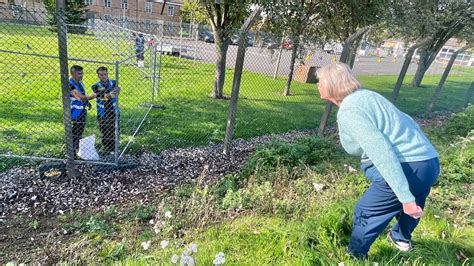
[134,33,145,68]
[316,62,440,259]
[69,65,97,157]
[91,66,120,156]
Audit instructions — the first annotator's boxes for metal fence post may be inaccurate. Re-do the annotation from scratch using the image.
[223,8,263,155]
[114,61,120,164]
[156,42,162,96]
[179,22,183,60]
[151,43,157,104]
[57,0,76,176]
[273,36,284,80]
[194,27,198,62]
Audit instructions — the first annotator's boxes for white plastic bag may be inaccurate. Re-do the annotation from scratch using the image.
[77,135,101,161]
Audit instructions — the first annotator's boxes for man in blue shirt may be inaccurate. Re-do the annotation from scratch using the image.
[91,66,120,155]
[69,65,96,157]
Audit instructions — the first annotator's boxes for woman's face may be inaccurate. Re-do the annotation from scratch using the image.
[317,80,329,100]
[317,80,339,106]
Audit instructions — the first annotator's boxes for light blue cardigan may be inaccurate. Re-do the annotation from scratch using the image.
[337,89,438,203]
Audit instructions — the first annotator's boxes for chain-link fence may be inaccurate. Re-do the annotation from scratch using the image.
[1,6,473,173]
[0,7,161,172]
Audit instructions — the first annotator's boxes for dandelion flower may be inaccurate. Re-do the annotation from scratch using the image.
[141,240,151,251]
[171,254,179,264]
[189,243,198,253]
[161,240,170,249]
[184,256,195,266]
[312,183,324,192]
[213,252,225,265]
[165,211,172,218]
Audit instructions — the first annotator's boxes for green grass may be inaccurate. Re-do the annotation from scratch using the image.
[2,107,473,264]
[1,23,473,171]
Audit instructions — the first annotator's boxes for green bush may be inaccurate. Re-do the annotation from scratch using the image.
[175,184,195,199]
[443,105,474,138]
[241,137,345,180]
[437,133,474,186]
[64,215,110,234]
[212,137,347,207]
[222,181,273,212]
[128,205,155,222]
[211,174,241,201]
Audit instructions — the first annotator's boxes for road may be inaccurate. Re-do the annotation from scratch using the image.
[159,37,448,77]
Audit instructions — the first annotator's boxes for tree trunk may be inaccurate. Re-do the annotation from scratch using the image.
[283,37,299,96]
[411,49,430,87]
[392,49,415,103]
[339,42,351,64]
[391,37,432,104]
[212,32,229,99]
[411,41,446,88]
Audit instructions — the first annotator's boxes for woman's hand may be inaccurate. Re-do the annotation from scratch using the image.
[403,202,423,219]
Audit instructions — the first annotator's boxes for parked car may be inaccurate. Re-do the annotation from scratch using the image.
[282,39,293,50]
[323,43,343,54]
[230,33,255,46]
[199,30,214,43]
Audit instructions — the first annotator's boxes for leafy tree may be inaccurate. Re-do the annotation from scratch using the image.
[388,0,473,87]
[44,0,88,34]
[181,0,208,25]
[262,1,320,96]
[199,0,250,99]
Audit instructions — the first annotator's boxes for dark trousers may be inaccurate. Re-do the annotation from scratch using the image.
[136,49,144,60]
[348,157,440,258]
[72,110,87,152]
[98,113,117,153]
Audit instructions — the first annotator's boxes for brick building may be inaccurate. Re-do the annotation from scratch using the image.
[0,0,182,30]
[0,0,46,24]
[85,0,182,25]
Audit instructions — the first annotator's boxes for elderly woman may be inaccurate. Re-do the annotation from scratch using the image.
[317,62,440,259]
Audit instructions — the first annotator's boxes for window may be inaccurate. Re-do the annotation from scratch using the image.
[84,0,92,5]
[104,13,112,22]
[104,0,111,8]
[10,4,20,17]
[121,0,128,9]
[145,2,152,13]
[167,5,174,16]
[165,21,173,33]
[456,54,470,61]
[145,19,151,30]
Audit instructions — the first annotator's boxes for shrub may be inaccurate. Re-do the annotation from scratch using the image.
[443,105,474,138]
[241,137,345,181]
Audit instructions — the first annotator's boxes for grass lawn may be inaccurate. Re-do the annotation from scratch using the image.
[1,23,473,170]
